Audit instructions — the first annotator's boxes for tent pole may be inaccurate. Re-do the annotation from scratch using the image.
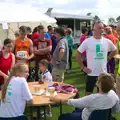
[17,23,19,28]
[73,19,76,38]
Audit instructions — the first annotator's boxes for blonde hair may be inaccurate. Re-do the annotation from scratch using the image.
[66,28,72,35]
[1,63,28,102]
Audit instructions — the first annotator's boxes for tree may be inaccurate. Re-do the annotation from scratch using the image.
[116,16,120,22]
[93,15,100,23]
[108,17,116,25]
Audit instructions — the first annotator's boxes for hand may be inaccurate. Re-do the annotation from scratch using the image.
[50,96,68,104]
[34,50,38,54]
[50,96,61,103]
[107,56,111,61]
[83,67,92,74]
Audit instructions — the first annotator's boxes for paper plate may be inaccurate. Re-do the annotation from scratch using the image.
[46,91,57,97]
[32,90,45,96]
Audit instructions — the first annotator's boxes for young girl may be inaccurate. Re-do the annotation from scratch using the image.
[0,63,33,120]
[0,38,15,88]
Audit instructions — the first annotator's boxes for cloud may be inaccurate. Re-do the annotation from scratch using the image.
[1,0,120,19]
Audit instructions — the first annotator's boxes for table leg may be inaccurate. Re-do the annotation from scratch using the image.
[37,107,40,120]
[60,101,63,115]
[43,106,46,120]
[30,106,33,120]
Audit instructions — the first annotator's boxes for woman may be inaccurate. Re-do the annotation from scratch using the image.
[65,28,74,72]
[0,39,15,88]
[31,27,40,42]
[0,63,33,120]
[80,28,88,67]
[50,73,120,120]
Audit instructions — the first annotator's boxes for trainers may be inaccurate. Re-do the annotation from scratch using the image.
[46,112,52,117]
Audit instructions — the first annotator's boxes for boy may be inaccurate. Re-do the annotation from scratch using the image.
[39,59,52,82]
[39,59,53,117]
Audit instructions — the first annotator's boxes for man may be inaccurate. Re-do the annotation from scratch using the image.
[105,26,117,74]
[15,26,34,64]
[52,27,69,82]
[116,24,120,97]
[45,25,53,39]
[76,22,117,95]
[33,25,52,81]
[26,26,32,39]
[65,28,74,72]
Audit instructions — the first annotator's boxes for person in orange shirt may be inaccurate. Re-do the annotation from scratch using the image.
[105,26,117,45]
[15,26,34,65]
[105,26,116,74]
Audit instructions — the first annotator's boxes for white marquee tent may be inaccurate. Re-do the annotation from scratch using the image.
[0,2,56,43]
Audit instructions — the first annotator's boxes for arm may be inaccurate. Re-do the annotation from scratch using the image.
[37,46,52,53]
[76,50,84,69]
[108,50,117,60]
[28,40,34,60]
[37,40,52,54]
[112,100,120,113]
[26,99,33,104]
[11,53,15,69]
[117,42,120,54]
[58,48,65,61]
[0,70,8,80]
[22,78,33,104]
[50,95,93,109]
[108,40,117,60]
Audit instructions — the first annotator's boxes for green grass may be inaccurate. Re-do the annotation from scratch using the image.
[26,49,120,120]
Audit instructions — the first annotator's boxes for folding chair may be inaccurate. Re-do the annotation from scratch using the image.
[88,109,112,120]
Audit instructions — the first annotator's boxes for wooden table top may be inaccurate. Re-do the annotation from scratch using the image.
[28,82,76,106]
[114,54,120,59]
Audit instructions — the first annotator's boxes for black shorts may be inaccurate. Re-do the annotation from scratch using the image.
[86,75,98,93]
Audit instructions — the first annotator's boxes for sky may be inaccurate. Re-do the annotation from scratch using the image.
[0,0,120,20]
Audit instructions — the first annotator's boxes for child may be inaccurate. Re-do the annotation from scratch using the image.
[39,59,53,117]
[0,63,33,119]
[39,59,52,82]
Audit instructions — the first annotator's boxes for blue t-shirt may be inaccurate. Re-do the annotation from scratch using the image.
[45,32,51,39]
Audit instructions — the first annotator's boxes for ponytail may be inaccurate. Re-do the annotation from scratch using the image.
[1,63,27,103]
[1,70,14,102]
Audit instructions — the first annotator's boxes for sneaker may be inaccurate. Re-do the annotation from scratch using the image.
[46,112,52,117]
[67,69,72,73]
[41,112,52,118]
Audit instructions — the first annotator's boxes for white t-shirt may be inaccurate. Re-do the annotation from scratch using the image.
[68,90,120,120]
[41,71,52,82]
[78,37,116,76]
[0,76,33,118]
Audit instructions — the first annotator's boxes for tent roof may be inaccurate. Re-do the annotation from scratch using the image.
[0,2,56,23]
[50,12,93,20]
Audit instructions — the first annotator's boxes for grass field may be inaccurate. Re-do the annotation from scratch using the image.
[26,49,120,120]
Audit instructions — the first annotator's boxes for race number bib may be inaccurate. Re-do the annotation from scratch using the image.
[17,51,27,58]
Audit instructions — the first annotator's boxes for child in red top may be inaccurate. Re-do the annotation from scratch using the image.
[0,39,15,87]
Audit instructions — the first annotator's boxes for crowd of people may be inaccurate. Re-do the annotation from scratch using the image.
[0,21,120,120]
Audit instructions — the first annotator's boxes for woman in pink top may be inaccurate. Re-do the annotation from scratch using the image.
[80,28,88,67]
